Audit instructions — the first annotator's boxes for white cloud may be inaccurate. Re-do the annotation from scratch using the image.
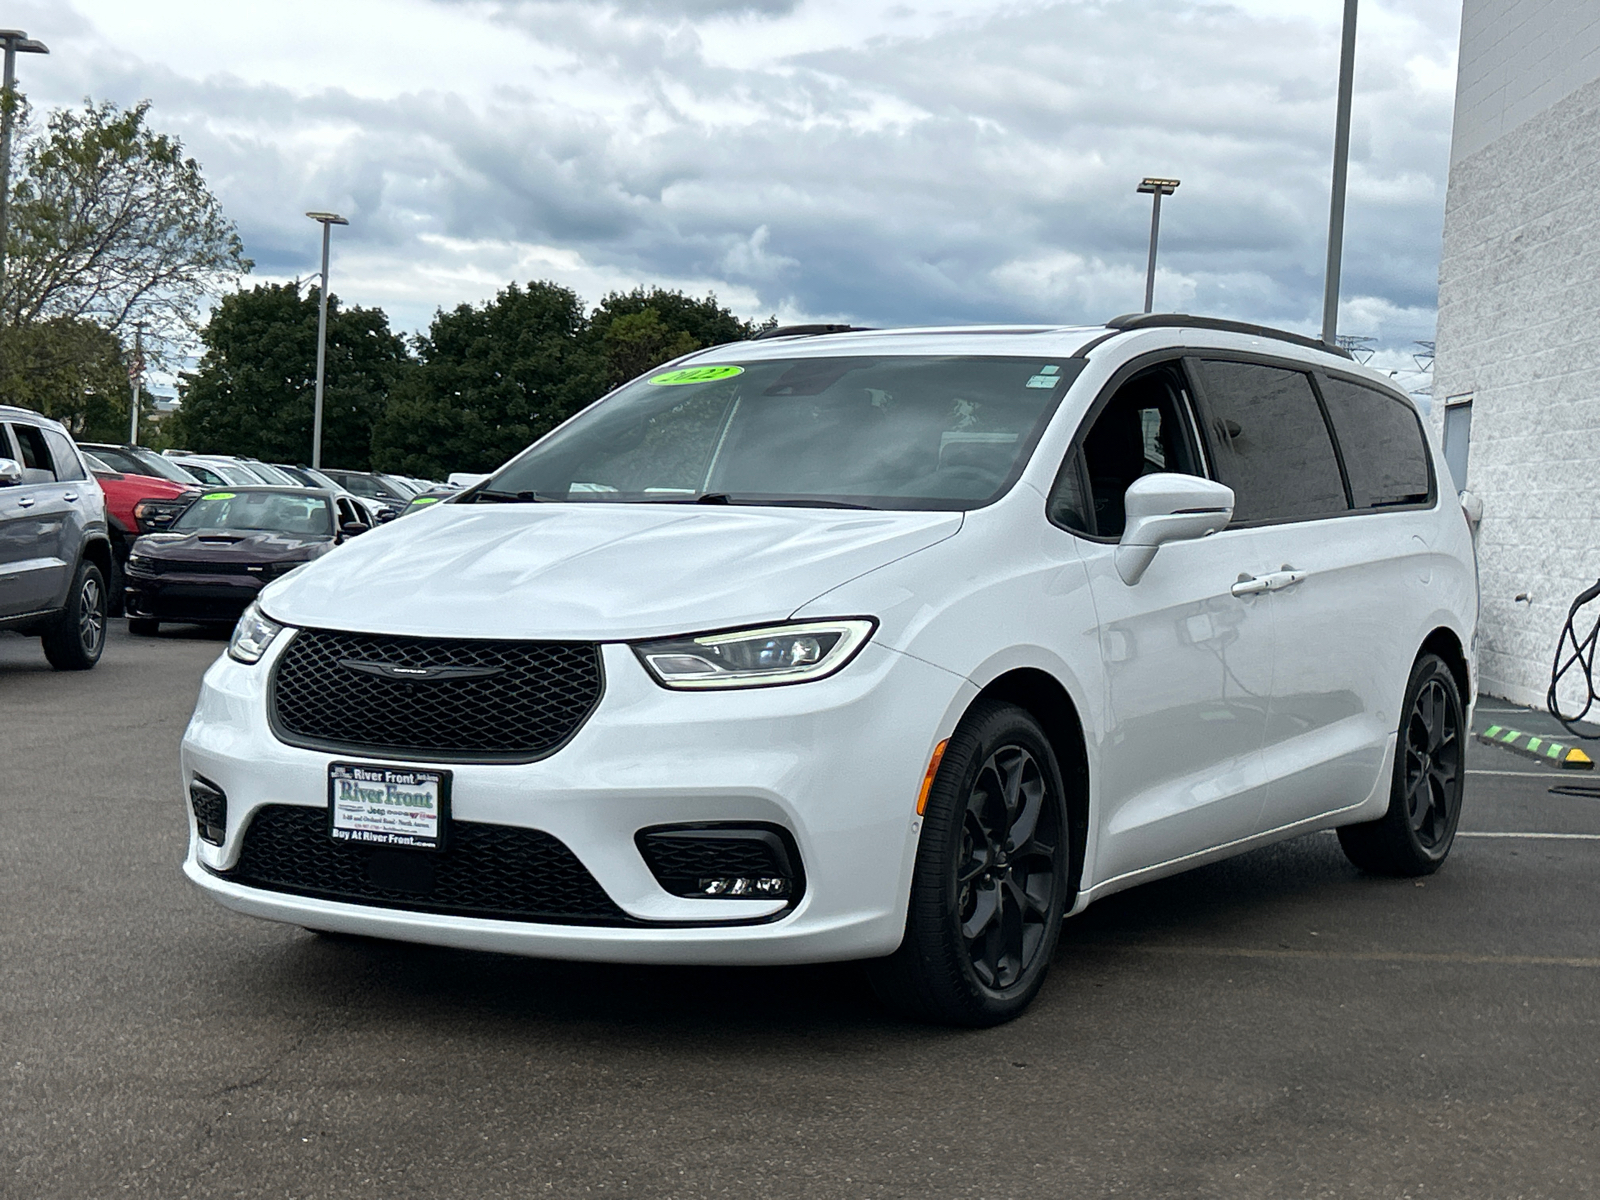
[13,0,1461,357]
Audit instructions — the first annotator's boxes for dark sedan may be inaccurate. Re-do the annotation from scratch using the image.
[123,487,370,633]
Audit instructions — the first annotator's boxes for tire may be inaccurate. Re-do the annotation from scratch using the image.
[127,618,159,636]
[41,561,108,671]
[1338,652,1465,877]
[868,700,1072,1026]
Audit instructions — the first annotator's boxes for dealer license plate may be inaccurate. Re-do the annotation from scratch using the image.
[328,763,451,851]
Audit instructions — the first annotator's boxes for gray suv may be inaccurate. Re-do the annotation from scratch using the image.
[0,406,113,669]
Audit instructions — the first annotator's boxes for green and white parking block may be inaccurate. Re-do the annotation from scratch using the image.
[1477,725,1595,770]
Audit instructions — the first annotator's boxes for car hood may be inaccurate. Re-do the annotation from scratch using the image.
[137,529,332,563]
[262,503,964,640]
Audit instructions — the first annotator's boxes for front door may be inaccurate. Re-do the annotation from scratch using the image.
[1052,361,1274,885]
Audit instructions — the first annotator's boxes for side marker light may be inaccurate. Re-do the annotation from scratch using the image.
[917,739,950,815]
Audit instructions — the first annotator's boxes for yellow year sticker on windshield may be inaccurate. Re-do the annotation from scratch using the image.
[648,365,744,386]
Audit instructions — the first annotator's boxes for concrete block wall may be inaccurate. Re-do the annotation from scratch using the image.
[1433,63,1600,708]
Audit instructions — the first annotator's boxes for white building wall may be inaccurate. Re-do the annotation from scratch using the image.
[1433,0,1600,707]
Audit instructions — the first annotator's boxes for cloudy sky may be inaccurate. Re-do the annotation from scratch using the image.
[14,0,1460,386]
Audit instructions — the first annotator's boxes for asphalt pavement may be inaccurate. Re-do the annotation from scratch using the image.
[3,625,1598,1199]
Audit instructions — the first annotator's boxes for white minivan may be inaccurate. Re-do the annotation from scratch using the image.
[182,315,1477,1025]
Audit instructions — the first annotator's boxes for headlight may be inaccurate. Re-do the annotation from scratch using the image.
[632,619,876,689]
[126,552,150,571]
[228,601,286,664]
[132,496,194,531]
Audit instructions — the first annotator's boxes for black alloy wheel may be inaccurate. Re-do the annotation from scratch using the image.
[42,561,107,671]
[869,700,1072,1026]
[1338,652,1465,876]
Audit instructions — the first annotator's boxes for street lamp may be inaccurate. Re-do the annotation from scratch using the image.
[0,30,49,302]
[1136,177,1180,314]
[306,211,348,470]
[1321,0,1359,346]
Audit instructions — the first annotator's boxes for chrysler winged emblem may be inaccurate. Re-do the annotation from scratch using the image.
[338,659,505,682]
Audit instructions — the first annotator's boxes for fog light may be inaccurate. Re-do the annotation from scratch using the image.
[189,777,227,846]
[637,824,804,904]
[699,875,790,897]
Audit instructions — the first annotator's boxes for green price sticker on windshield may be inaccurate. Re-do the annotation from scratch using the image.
[414,496,439,505]
[648,365,744,386]
[202,492,236,500]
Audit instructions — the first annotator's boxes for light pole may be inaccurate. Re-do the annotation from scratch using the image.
[0,30,48,308]
[306,211,348,469]
[1136,177,1179,313]
[1321,0,1359,346]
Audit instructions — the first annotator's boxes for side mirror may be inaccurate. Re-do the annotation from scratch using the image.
[0,458,22,487]
[1116,473,1235,585]
[1459,489,1483,537]
[340,521,368,538]
[376,509,398,524]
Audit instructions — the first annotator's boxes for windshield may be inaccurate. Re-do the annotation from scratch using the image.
[243,461,298,486]
[483,355,1084,510]
[172,491,334,537]
[334,473,400,500]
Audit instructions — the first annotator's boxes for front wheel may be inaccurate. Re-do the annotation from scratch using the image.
[1338,652,1465,876]
[868,700,1072,1026]
[41,561,107,670]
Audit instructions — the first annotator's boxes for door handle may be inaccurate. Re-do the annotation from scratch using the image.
[1231,574,1270,596]
[1265,567,1307,591]
[63,491,79,502]
[16,496,35,508]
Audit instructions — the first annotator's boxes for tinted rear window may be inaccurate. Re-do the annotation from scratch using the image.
[1195,360,1348,524]
[1317,376,1432,509]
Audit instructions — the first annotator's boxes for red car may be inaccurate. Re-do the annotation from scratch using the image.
[83,460,199,614]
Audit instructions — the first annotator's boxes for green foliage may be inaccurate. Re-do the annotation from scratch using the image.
[0,317,144,441]
[372,285,771,478]
[172,283,410,470]
[3,99,250,363]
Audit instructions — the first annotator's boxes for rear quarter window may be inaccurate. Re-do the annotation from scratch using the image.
[1317,375,1433,509]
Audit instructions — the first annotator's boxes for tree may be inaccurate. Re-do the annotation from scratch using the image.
[2,99,250,364]
[0,316,141,441]
[172,283,410,469]
[372,281,597,479]
[586,287,771,390]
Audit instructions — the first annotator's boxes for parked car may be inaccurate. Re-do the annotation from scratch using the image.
[80,443,209,487]
[180,315,1477,1025]
[397,486,455,516]
[81,453,200,616]
[0,406,113,669]
[125,487,370,634]
[271,464,393,525]
[319,469,416,518]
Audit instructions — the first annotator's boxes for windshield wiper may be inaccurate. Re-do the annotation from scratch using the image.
[638,493,879,510]
[471,489,565,503]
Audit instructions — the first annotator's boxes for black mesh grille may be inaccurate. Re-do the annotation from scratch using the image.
[219,804,627,924]
[270,629,603,760]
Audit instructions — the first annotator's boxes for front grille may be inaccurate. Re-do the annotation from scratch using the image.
[270,629,603,760]
[219,804,627,924]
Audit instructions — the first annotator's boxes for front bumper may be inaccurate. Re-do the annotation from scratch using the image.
[126,571,262,624]
[181,635,974,965]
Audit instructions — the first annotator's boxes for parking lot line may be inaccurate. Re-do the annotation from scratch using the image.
[1469,768,1566,777]
[1457,831,1600,840]
[1085,944,1600,968]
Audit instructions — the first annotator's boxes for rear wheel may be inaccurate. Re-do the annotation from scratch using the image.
[127,618,159,636]
[41,561,107,670]
[868,700,1071,1026]
[1338,652,1465,876]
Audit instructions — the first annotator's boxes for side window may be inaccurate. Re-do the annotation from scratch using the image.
[1194,360,1347,524]
[10,425,57,483]
[1317,375,1432,509]
[42,430,87,482]
[1057,365,1201,538]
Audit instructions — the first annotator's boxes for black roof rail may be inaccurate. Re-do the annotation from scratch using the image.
[1105,312,1354,360]
[752,323,876,341]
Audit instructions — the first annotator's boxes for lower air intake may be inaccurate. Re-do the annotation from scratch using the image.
[636,824,804,903]
[218,804,627,924]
